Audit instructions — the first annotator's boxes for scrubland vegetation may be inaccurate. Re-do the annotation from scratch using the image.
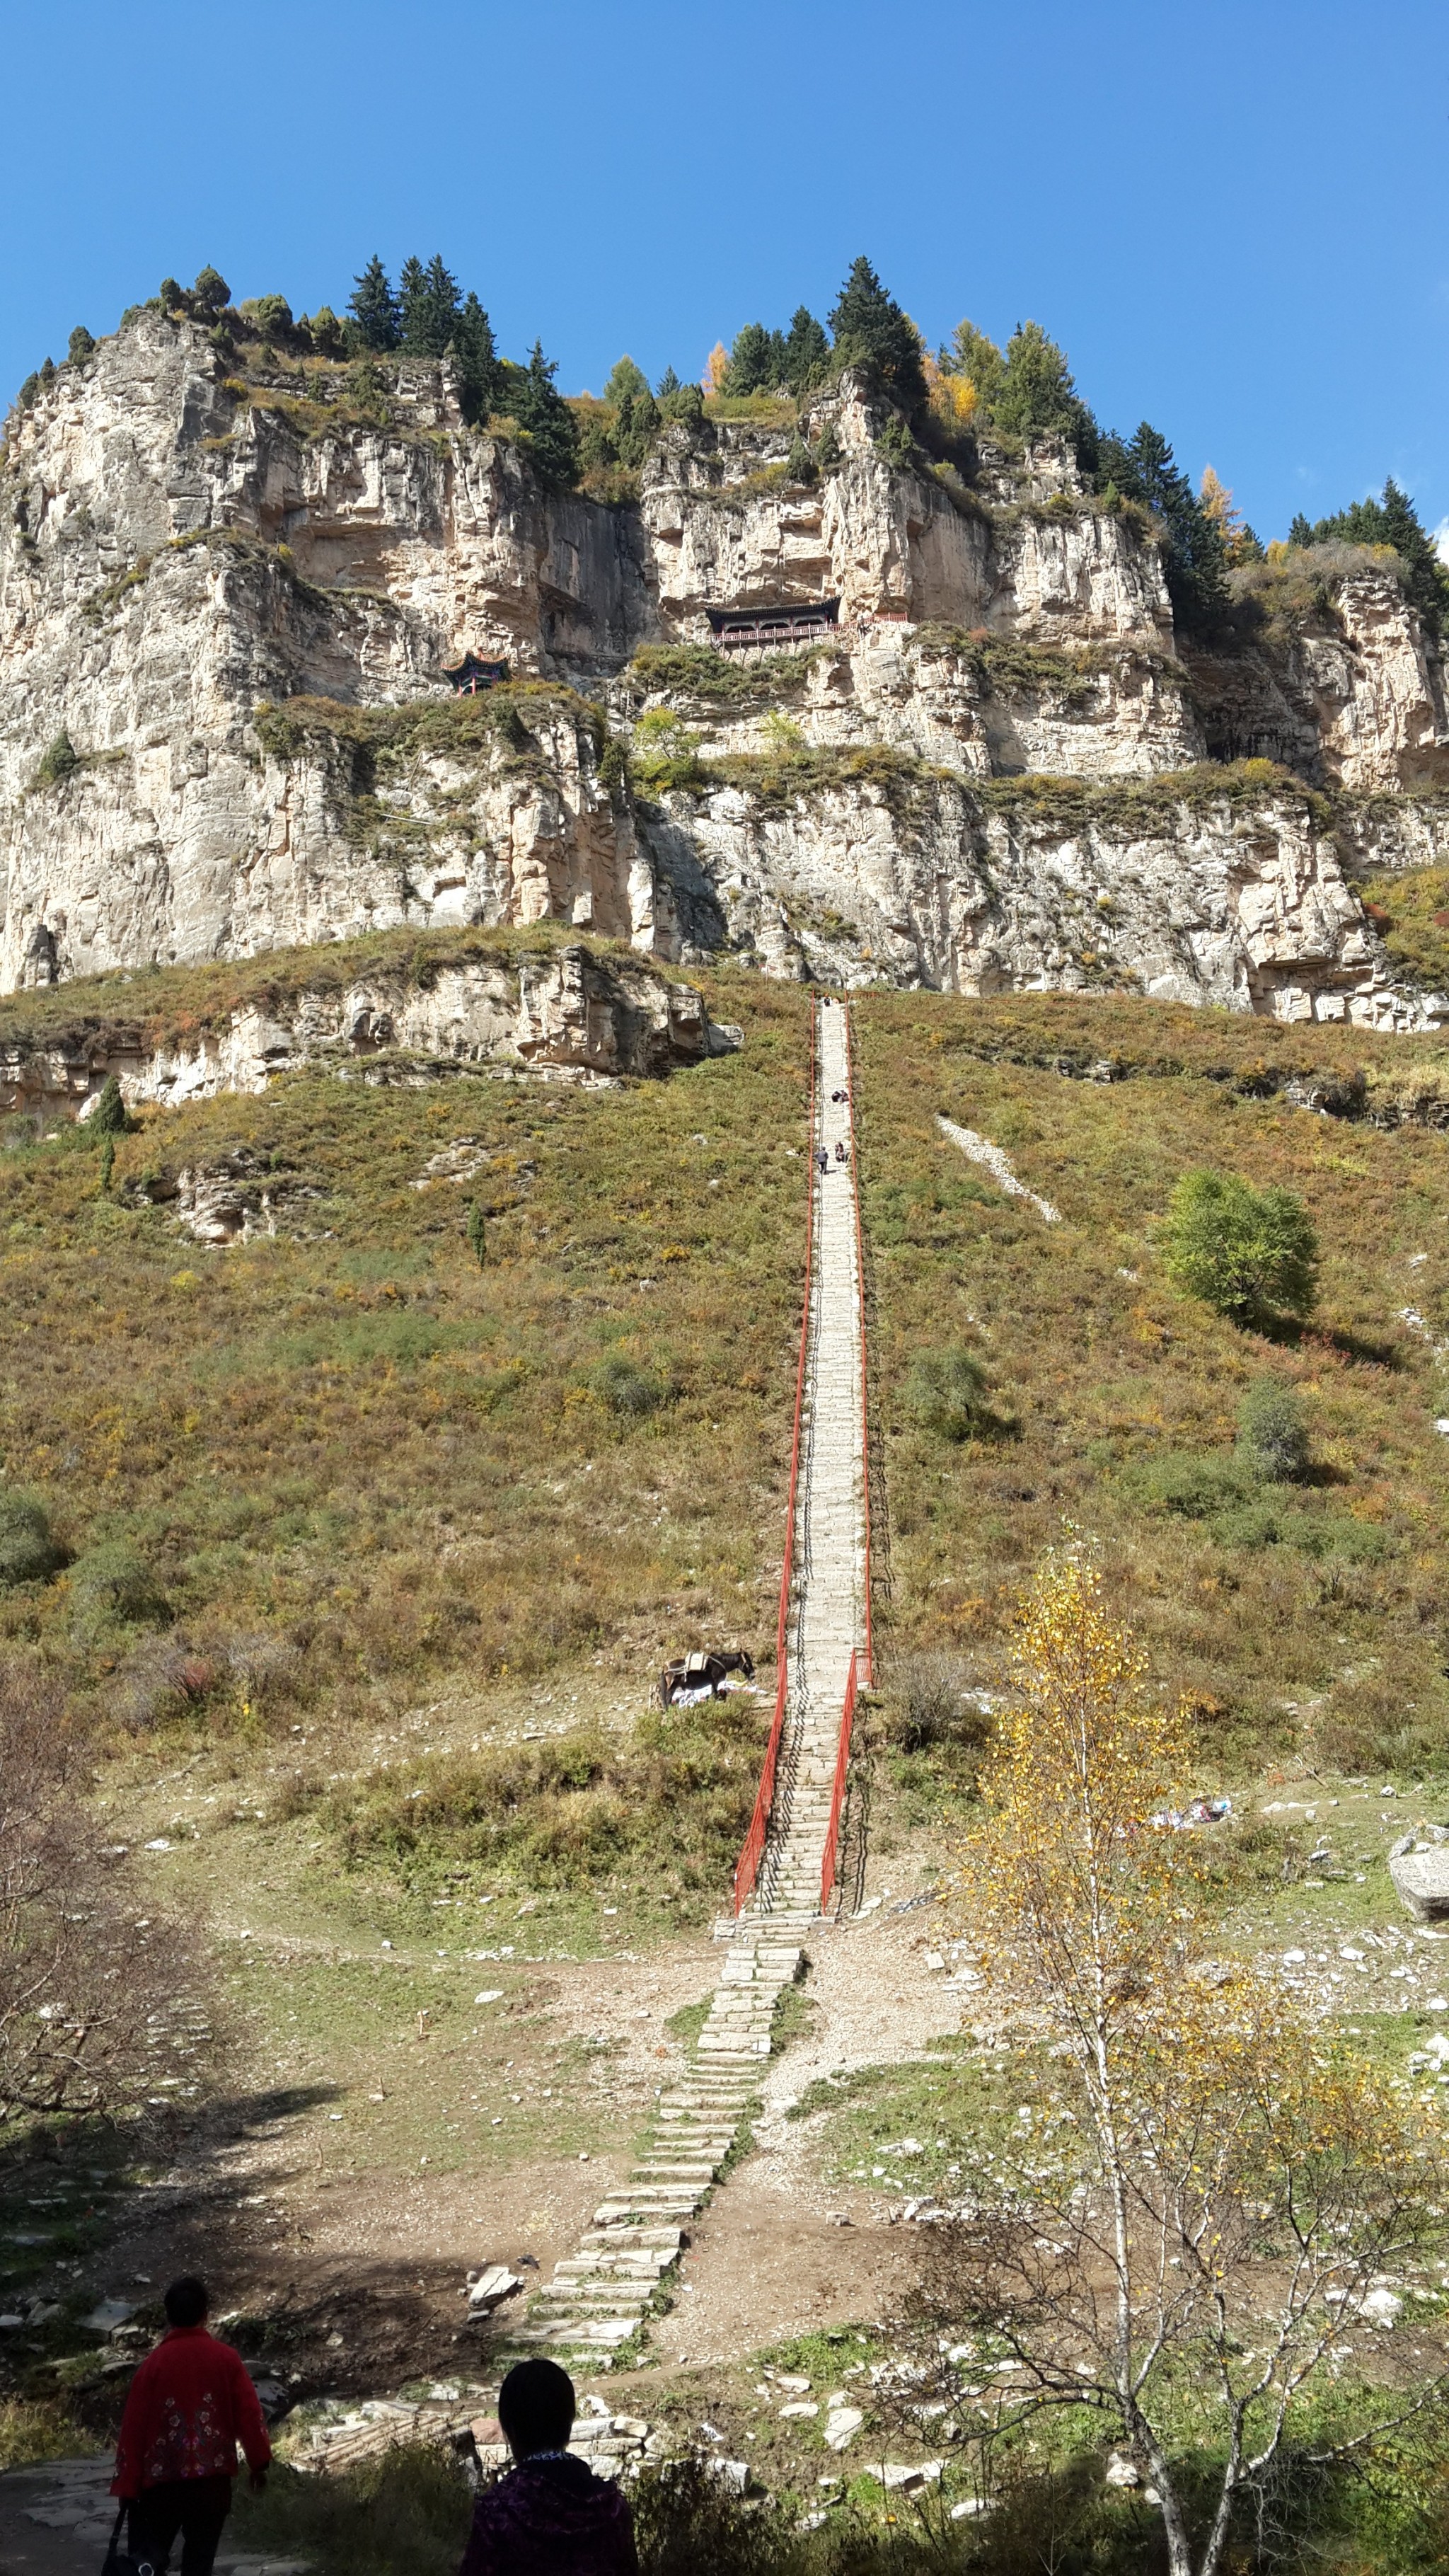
[853,988,1449,1787]
[8,972,1449,2572]
[0,955,811,1920]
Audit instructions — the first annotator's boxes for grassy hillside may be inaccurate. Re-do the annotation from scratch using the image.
[855,989,1449,1785]
[0,953,812,1918]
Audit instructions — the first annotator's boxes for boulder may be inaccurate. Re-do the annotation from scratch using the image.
[1388,1833,1449,1918]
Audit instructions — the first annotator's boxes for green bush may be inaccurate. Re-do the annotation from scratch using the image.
[903,1346,990,1441]
[192,268,231,316]
[0,1493,64,1589]
[67,326,96,365]
[238,294,294,340]
[91,1074,130,1139]
[67,1541,169,1640]
[1126,1451,1255,1519]
[873,418,916,468]
[659,379,704,426]
[1161,1168,1318,1324]
[1235,1379,1310,1481]
[591,1353,673,1418]
[630,709,705,795]
[885,1650,984,1753]
[632,2458,788,2576]
[31,732,79,791]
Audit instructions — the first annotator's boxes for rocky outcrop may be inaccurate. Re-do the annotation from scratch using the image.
[0,941,740,1118]
[4,682,651,991]
[1189,570,1449,794]
[638,387,1174,647]
[3,304,1449,1025]
[645,771,1430,1028]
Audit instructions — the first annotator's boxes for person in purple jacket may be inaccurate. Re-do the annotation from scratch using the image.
[458,2359,638,2576]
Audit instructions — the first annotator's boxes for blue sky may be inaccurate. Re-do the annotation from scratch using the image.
[6,0,1448,543]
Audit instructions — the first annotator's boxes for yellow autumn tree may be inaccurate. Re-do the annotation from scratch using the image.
[923,347,978,434]
[909,1546,1448,2576]
[1199,464,1241,538]
[703,340,729,396]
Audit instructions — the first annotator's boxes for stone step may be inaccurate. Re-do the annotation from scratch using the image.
[533,2282,654,2312]
[509,2318,640,2350]
[555,2253,677,2280]
[592,2195,705,2221]
[578,2226,683,2252]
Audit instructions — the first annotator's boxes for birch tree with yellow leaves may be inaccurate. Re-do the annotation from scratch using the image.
[914,1546,1448,2576]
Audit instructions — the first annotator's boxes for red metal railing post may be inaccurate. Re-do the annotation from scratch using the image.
[732,1008,818,1914]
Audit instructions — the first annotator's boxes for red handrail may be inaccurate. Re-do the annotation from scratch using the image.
[821,1650,859,1915]
[732,1007,818,1914]
[842,999,872,1686]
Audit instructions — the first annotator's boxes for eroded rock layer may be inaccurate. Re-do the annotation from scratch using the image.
[4,308,1448,1024]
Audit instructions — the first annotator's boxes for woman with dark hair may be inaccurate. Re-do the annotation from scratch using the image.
[111,2277,271,2576]
[458,2359,637,2576]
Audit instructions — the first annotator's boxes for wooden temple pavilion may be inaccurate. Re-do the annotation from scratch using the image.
[705,599,840,655]
[444,650,512,694]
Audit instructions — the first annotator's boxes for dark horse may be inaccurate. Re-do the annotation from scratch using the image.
[657,1648,756,1708]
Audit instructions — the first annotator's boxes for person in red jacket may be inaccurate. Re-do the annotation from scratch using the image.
[112,2276,272,2576]
[458,2359,637,2576]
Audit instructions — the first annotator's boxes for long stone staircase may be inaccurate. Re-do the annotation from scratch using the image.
[509,998,867,2367]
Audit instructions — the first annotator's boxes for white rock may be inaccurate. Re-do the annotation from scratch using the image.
[823,2408,864,2451]
[1390,1843,1449,1921]
[1358,2286,1403,2326]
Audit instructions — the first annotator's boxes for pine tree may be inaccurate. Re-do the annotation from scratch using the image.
[725,322,777,394]
[455,292,499,425]
[348,255,400,352]
[1375,478,1449,639]
[827,256,928,417]
[396,257,428,350]
[192,268,231,315]
[615,385,660,468]
[422,253,462,355]
[946,320,1006,410]
[655,365,681,401]
[399,255,461,357]
[603,356,650,409]
[1096,421,1228,636]
[993,321,1090,449]
[783,306,830,395]
[93,1075,129,1138]
[67,326,96,365]
[507,341,580,492]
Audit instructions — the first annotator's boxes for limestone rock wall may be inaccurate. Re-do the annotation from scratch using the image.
[4,682,650,991]
[3,306,1449,1023]
[0,941,737,1117]
[1188,571,1449,796]
[642,778,1431,1029]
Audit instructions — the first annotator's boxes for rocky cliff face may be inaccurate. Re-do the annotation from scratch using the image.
[0,938,738,1121]
[3,306,1448,1028]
